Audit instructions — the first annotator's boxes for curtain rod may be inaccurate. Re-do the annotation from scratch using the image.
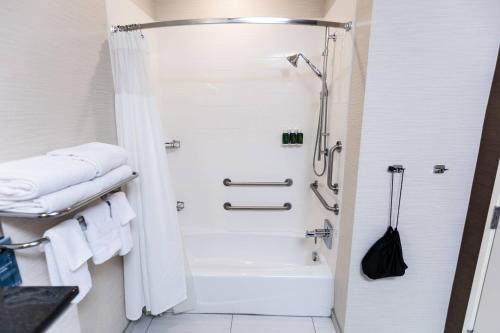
[110,17,352,33]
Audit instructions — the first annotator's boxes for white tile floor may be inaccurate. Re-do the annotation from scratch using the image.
[126,314,337,333]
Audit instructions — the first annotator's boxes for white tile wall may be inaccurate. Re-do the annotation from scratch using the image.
[342,0,500,332]
[156,25,327,234]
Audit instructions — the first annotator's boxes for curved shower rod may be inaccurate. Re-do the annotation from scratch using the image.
[111,17,352,33]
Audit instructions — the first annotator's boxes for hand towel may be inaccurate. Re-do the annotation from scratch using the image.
[0,155,97,201]
[77,202,122,264]
[106,192,136,255]
[0,165,134,213]
[42,219,93,303]
[48,142,128,177]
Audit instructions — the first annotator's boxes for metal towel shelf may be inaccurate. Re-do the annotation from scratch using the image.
[223,202,292,211]
[0,217,87,251]
[0,172,138,220]
[223,178,293,186]
[0,172,138,251]
[310,181,339,214]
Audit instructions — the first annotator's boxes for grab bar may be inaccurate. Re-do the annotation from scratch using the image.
[310,181,339,214]
[223,202,292,211]
[223,178,293,187]
[327,141,342,194]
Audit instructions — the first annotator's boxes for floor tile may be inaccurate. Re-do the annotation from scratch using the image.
[124,315,153,333]
[147,314,232,333]
[231,315,315,333]
[312,317,336,333]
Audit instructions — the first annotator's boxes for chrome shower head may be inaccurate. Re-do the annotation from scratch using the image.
[286,53,322,78]
[286,54,300,67]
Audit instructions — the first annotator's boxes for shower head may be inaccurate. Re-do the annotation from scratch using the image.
[286,53,322,79]
[286,54,300,67]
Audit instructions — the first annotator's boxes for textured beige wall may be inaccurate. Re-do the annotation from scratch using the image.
[153,0,325,20]
[0,1,127,333]
[323,0,372,331]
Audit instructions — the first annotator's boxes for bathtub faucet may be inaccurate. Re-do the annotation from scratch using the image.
[305,219,333,249]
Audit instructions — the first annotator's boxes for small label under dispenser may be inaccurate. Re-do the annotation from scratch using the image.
[0,237,22,286]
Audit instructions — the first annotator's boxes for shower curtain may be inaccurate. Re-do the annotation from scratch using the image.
[108,31,187,320]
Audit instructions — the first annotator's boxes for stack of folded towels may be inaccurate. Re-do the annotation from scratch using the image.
[0,142,133,214]
[0,142,137,303]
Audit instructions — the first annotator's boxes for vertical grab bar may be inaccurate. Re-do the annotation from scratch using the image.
[327,141,342,194]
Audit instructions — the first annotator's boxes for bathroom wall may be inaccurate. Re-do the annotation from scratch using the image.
[153,0,325,20]
[322,0,372,330]
[311,0,358,285]
[156,23,324,235]
[339,0,500,332]
[0,1,127,333]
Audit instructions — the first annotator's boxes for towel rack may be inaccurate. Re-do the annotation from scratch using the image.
[223,202,292,211]
[223,178,293,186]
[0,172,138,251]
[0,217,87,251]
[0,172,138,220]
[310,181,339,214]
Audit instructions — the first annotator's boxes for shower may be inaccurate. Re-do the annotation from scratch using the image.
[287,29,334,176]
[286,53,323,78]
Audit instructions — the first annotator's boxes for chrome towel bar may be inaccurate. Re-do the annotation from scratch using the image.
[0,172,138,220]
[223,178,293,186]
[223,202,292,211]
[310,181,339,214]
[0,217,87,251]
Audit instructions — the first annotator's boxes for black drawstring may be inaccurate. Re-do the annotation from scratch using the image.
[389,168,404,229]
[389,172,394,228]
[395,170,404,229]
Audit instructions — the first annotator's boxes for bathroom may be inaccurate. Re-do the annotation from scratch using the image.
[0,0,499,332]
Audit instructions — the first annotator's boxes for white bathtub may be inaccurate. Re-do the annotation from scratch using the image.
[183,231,333,316]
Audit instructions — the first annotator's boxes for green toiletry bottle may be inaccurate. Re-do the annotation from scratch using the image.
[282,131,290,145]
[290,130,297,144]
[297,131,304,144]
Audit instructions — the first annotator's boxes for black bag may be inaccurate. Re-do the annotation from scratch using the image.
[362,167,408,279]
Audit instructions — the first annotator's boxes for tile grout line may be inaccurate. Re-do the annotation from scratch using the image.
[230,314,234,333]
[311,317,317,333]
[144,316,154,333]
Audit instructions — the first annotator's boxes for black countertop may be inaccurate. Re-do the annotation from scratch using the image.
[0,286,79,333]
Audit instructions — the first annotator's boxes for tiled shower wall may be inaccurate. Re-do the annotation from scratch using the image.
[156,24,326,235]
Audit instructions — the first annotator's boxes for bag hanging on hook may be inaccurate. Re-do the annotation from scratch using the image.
[361,165,408,280]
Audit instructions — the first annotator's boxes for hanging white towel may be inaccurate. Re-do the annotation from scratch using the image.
[0,155,97,201]
[106,192,135,256]
[0,165,134,213]
[48,142,128,177]
[42,219,93,304]
[77,201,122,265]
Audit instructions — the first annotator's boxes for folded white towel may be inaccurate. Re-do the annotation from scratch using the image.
[48,142,128,177]
[0,165,134,213]
[42,219,93,303]
[106,192,135,256]
[0,155,97,201]
[77,201,122,265]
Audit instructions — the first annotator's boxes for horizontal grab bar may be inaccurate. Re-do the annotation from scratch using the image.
[223,178,293,186]
[310,181,339,215]
[223,202,292,211]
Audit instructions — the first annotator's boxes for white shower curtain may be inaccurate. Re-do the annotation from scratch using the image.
[108,31,187,320]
